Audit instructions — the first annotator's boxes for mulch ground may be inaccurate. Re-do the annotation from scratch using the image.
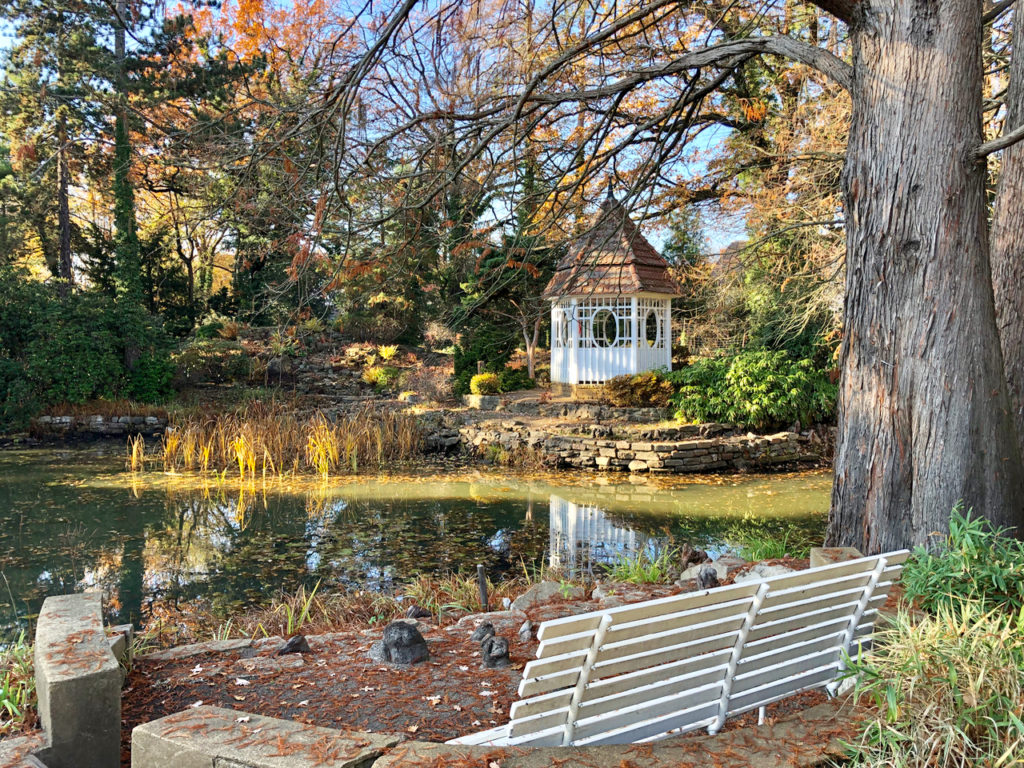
[120,624,529,766]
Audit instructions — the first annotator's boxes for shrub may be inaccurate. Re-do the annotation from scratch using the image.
[172,339,251,386]
[378,344,399,361]
[602,371,675,408]
[398,366,454,403]
[497,367,534,393]
[901,506,1024,615]
[362,365,400,389]
[0,631,36,735]
[453,319,517,395]
[669,350,836,430]
[843,601,1024,767]
[470,373,500,395]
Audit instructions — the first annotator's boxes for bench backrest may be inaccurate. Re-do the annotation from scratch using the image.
[501,551,908,747]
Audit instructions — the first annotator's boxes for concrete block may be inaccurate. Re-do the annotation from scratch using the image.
[131,706,401,768]
[462,394,500,410]
[810,546,864,569]
[34,592,121,768]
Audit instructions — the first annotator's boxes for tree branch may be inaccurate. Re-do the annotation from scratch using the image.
[977,123,1024,159]
[526,36,854,101]
[803,0,856,25]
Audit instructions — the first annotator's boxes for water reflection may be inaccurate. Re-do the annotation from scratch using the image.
[0,449,830,640]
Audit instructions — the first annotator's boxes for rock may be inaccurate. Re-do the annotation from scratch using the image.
[510,581,585,611]
[480,635,511,669]
[381,621,429,665]
[518,620,533,643]
[733,563,799,584]
[277,635,311,655]
[368,640,387,664]
[470,622,495,643]
[268,356,292,378]
[810,546,863,568]
[679,561,729,584]
[405,604,432,620]
[695,564,720,590]
[453,610,528,637]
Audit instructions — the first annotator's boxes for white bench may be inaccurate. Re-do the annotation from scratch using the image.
[451,550,909,747]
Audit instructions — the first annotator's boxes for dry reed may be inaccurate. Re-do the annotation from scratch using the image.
[159,403,422,479]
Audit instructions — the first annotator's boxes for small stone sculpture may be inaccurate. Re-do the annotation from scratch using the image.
[480,635,511,668]
[696,564,720,590]
[381,621,429,664]
[470,621,495,643]
[518,620,533,643]
[277,635,311,655]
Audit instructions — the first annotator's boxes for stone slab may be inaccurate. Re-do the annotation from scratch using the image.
[33,592,121,768]
[810,546,864,569]
[0,732,46,768]
[373,700,860,768]
[142,636,285,662]
[131,706,401,768]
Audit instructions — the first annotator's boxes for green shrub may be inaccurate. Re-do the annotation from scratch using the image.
[669,350,836,429]
[362,365,400,389]
[0,631,35,735]
[172,339,251,386]
[194,320,224,339]
[843,601,1024,767]
[470,373,500,395]
[453,319,517,395]
[901,506,1024,615]
[497,367,534,393]
[603,371,675,408]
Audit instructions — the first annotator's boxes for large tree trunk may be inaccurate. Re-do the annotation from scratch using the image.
[826,0,1024,551]
[991,2,1024,464]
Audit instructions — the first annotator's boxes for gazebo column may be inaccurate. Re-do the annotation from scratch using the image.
[569,298,579,385]
[631,297,640,375]
[663,300,672,368]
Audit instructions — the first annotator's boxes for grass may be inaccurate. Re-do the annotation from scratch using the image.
[144,402,422,479]
[841,602,1024,767]
[725,519,815,561]
[0,632,36,736]
[606,547,677,584]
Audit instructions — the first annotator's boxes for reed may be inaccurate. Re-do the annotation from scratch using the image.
[159,403,422,478]
[126,434,146,472]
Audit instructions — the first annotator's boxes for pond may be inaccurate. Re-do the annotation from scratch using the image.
[0,448,832,640]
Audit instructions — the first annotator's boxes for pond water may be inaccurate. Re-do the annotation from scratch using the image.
[0,448,831,640]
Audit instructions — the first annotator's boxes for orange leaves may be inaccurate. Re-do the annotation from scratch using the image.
[739,98,769,123]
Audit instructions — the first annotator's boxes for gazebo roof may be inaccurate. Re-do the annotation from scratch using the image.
[542,195,683,299]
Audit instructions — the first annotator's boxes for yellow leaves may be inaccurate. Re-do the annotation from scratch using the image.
[739,98,769,123]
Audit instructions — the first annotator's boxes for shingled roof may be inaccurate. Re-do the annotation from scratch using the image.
[542,196,683,299]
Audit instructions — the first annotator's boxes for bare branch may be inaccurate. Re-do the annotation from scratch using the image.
[977,123,1024,158]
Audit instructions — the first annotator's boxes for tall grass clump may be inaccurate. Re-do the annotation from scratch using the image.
[842,602,1024,767]
[0,632,36,735]
[901,505,1024,614]
[607,547,677,584]
[160,402,422,478]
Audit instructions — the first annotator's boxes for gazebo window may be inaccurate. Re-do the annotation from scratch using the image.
[643,308,661,348]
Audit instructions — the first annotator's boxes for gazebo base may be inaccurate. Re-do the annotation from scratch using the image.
[549,382,605,400]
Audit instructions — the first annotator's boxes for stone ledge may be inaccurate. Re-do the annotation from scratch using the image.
[131,706,402,768]
[141,636,285,662]
[33,592,121,768]
[0,732,46,768]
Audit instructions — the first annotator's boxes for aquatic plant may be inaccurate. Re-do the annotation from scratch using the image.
[127,433,146,472]
[158,403,422,478]
[607,548,677,584]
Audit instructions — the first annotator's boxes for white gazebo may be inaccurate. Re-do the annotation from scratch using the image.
[545,195,682,387]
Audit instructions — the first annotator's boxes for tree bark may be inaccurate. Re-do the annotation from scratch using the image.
[990,1,1024,466]
[826,0,1024,551]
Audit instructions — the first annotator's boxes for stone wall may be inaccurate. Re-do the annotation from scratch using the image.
[32,414,167,438]
[457,421,825,473]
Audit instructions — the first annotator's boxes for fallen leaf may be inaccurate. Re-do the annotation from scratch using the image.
[407,725,419,733]
[234,678,250,686]
[298,700,309,707]
[236,716,251,723]
[190,700,204,708]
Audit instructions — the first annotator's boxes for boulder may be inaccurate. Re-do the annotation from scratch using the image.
[453,610,528,637]
[510,581,584,611]
[679,561,729,584]
[380,621,429,665]
[518,620,534,643]
[695,564,720,590]
[733,563,799,584]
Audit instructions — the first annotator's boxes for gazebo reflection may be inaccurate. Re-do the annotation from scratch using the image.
[548,493,659,577]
